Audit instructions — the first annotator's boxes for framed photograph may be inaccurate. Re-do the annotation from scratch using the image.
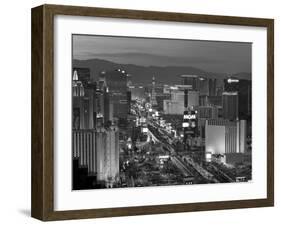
[31,4,274,221]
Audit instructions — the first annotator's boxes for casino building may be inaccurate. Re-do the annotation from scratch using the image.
[72,68,120,189]
[205,119,247,155]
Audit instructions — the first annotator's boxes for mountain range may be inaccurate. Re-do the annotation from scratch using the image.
[73,58,251,84]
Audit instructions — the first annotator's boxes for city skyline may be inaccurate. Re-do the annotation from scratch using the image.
[72,34,252,190]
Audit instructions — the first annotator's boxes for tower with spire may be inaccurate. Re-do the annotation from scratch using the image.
[150,76,158,106]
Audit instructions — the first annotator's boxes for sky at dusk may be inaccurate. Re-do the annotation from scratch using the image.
[73,35,252,74]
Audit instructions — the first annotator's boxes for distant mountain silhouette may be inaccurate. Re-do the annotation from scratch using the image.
[73,58,251,84]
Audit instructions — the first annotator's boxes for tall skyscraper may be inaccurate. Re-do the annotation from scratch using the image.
[222,92,238,120]
[72,70,85,130]
[72,69,98,181]
[73,67,91,86]
[208,78,217,96]
[127,90,131,114]
[150,76,158,106]
[182,109,198,140]
[104,89,114,125]
[239,120,247,153]
[224,77,240,91]
[181,75,199,90]
[224,78,251,119]
[187,91,199,107]
[205,119,246,156]
[96,125,119,188]
[72,69,96,130]
[199,95,208,106]
[72,68,120,188]
[95,80,119,187]
[73,130,96,175]
[198,77,209,95]
[102,69,128,119]
[163,86,198,114]
[180,75,200,145]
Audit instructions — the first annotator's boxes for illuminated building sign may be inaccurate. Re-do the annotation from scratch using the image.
[142,127,148,133]
[227,78,239,83]
[182,110,198,138]
[182,122,190,128]
[205,152,212,162]
[159,155,170,159]
[97,113,104,118]
[183,114,196,120]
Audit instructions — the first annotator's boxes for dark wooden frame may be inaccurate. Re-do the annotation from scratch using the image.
[31,4,274,221]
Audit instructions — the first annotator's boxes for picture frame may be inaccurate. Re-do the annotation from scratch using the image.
[31,4,274,221]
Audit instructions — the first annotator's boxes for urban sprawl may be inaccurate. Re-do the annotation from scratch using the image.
[72,67,252,189]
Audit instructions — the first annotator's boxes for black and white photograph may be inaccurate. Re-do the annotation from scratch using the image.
[71,34,252,190]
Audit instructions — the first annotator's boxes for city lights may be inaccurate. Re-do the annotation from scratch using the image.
[72,36,252,191]
[227,78,239,83]
[183,114,196,120]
